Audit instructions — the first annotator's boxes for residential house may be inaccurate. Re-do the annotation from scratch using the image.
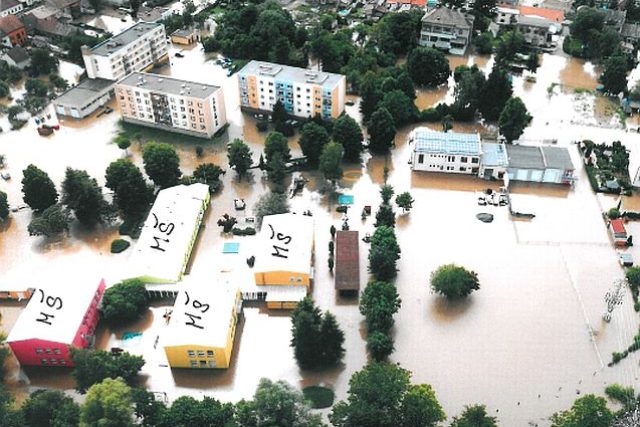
[410,129,482,174]
[2,45,30,69]
[517,6,564,23]
[495,6,519,26]
[621,22,640,52]
[237,60,346,120]
[54,78,115,119]
[7,279,106,367]
[44,0,81,18]
[0,15,25,47]
[23,6,76,39]
[514,15,561,48]
[419,7,475,55]
[116,72,227,138]
[137,6,173,23]
[0,0,23,17]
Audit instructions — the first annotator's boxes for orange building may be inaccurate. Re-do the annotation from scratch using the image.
[0,15,25,47]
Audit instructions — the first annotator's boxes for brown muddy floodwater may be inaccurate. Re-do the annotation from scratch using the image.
[1,46,640,426]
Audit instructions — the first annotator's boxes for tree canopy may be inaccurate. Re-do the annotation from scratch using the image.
[498,97,532,143]
[299,122,330,165]
[367,108,396,154]
[27,205,71,237]
[80,378,134,427]
[368,225,401,281]
[21,389,80,427]
[550,394,614,427]
[0,191,9,222]
[430,264,480,299]
[61,168,112,226]
[227,139,253,180]
[450,404,498,427]
[600,54,629,95]
[105,159,153,219]
[332,115,363,162]
[360,281,401,333]
[192,163,224,193]
[22,164,58,212]
[319,142,344,183]
[406,47,450,87]
[100,279,149,326]
[142,142,182,188]
[71,348,145,393]
[254,191,290,226]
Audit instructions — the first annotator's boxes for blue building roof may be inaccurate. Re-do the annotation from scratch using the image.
[481,142,509,167]
[413,130,481,156]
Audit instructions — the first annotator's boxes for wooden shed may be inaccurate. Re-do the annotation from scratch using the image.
[335,230,360,296]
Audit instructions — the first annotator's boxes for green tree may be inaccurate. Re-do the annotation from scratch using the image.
[379,90,417,126]
[330,362,411,427]
[0,191,8,222]
[105,159,152,219]
[227,139,253,180]
[450,404,497,427]
[368,226,401,281]
[600,54,629,95]
[80,378,134,427]
[266,152,287,186]
[193,163,224,192]
[298,122,330,165]
[61,168,111,226]
[142,142,182,188]
[28,205,71,237]
[235,378,324,427]
[479,65,513,121]
[21,389,80,427]
[474,32,494,54]
[570,8,605,43]
[473,0,496,17]
[271,100,287,126]
[319,142,344,183]
[131,388,166,427]
[332,115,363,162]
[319,312,345,367]
[254,191,290,226]
[380,185,394,204]
[100,279,149,326]
[0,81,9,98]
[406,47,450,87]
[25,79,49,97]
[0,384,24,427]
[395,192,414,212]
[367,108,396,154]
[29,49,59,76]
[396,72,417,100]
[495,30,525,65]
[375,204,396,228]
[430,264,480,299]
[264,131,291,163]
[160,396,234,427]
[359,71,383,122]
[498,97,532,143]
[401,384,446,427]
[115,135,131,153]
[360,281,401,332]
[366,331,394,361]
[71,348,145,393]
[550,394,614,427]
[22,164,58,212]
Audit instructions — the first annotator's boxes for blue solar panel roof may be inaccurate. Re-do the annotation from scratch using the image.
[413,130,481,155]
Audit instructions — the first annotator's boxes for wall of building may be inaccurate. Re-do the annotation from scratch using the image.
[254,271,310,287]
[165,344,229,368]
[71,279,106,349]
[507,167,572,183]
[55,88,114,119]
[412,151,480,174]
[9,339,72,367]
[0,4,24,17]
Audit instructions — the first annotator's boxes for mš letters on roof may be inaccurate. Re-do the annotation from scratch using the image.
[34,289,63,326]
[268,223,293,259]
[182,291,210,330]
[149,212,175,252]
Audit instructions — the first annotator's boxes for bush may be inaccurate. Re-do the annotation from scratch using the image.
[110,239,130,253]
[608,208,620,219]
[584,165,599,192]
[430,264,480,299]
[100,279,149,326]
[302,386,335,409]
[232,226,256,236]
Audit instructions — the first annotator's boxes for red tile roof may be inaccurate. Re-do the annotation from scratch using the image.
[610,219,627,235]
[335,230,360,292]
[387,0,427,7]
[518,6,564,23]
[0,15,23,34]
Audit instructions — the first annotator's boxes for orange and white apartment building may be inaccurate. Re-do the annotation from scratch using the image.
[115,72,227,138]
[237,60,346,120]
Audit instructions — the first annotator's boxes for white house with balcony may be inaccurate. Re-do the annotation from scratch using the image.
[419,7,475,55]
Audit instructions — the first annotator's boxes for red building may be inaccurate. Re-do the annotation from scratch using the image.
[0,15,25,47]
[335,230,360,296]
[7,279,106,367]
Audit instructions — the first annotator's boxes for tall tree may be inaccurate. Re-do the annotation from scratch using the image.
[479,65,513,121]
[498,97,532,143]
[29,49,59,76]
[264,131,291,163]
[367,108,396,154]
[21,389,80,427]
[360,281,401,333]
[319,142,344,183]
[271,100,287,126]
[332,115,363,162]
[227,139,253,180]
[366,331,394,361]
[266,152,287,186]
[61,168,111,226]
[131,388,166,427]
[359,71,383,122]
[401,384,446,427]
[550,394,614,427]
[450,404,498,427]
[430,264,480,299]
[253,191,290,226]
[379,90,417,126]
[80,378,134,427]
[71,348,145,393]
[395,192,415,213]
[406,47,450,87]
[600,54,629,95]
[142,142,182,188]
[192,163,224,193]
[298,122,330,165]
[100,279,149,326]
[160,396,234,427]
[27,205,71,237]
[368,226,401,281]
[105,159,152,219]
[21,164,58,212]
[375,204,396,228]
[0,191,8,222]
[319,312,345,367]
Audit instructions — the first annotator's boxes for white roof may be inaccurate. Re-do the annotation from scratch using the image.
[129,184,209,283]
[264,285,308,302]
[163,276,238,348]
[253,213,314,277]
[7,280,102,345]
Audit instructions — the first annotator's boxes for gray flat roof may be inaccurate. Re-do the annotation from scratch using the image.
[506,145,573,170]
[90,22,163,56]
[117,72,220,98]
[55,78,114,107]
[238,60,344,88]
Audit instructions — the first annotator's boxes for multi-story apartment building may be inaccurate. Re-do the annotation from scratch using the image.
[238,60,346,120]
[81,22,169,81]
[116,72,227,138]
[419,7,475,55]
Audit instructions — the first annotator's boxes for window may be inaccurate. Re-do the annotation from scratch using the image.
[59,359,66,365]
[190,360,198,367]
[447,155,455,162]
[54,348,61,355]
[208,361,216,368]
[199,360,207,367]
[197,351,205,357]
[187,350,195,357]
[207,350,214,357]
[36,348,43,354]
[41,359,48,365]
[418,154,424,164]
[471,158,479,164]
[459,167,466,172]
[45,348,52,354]
[460,156,468,163]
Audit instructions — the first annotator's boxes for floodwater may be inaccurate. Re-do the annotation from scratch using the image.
[1,43,640,426]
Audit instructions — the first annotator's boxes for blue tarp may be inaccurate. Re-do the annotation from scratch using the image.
[223,242,240,253]
[338,195,354,205]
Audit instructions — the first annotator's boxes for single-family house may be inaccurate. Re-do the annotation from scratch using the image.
[0,15,25,47]
[170,27,198,45]
[2,45,30,69]
[419,7,475,55]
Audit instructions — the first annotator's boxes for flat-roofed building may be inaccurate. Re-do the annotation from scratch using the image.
[410,129,482,174]
[163,278,241,369]
[479,142,509,180]
[116,72,227,138]
[7,279,106,367]
[54,78,114,119]
[506,145,575,184]
[82,22,169,81]
[251,213,314,309]
[129,183,210,284]
[238,60,346,120]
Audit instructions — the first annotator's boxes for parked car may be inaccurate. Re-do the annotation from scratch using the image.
[1,171,10,181]
[175,52,185,58]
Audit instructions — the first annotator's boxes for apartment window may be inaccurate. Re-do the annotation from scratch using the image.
[197,351,205,357]
[190,360,197,367]
[207,350,214,357]
[187,350,195,357]
[472,158,479,164]
[459,167,466,172]
[208,361,216,368]
[460,156,468,163]
[41,359,48,365]
[51,359,58,365]
[191,124,196,129]
[199,360,207,367]
[447,155,455,162]
[60,359,66,365]
[45,348,52,354]
[418,154,424,164]
[54,348,61,355]
[200,125,206,130]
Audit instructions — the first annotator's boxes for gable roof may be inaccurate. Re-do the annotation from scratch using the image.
[610,219,626,235]
[421,7,473,29]
[4,46,29,64]
[0,15,23,34]
[0,0,20,11]
[506,145,574,170]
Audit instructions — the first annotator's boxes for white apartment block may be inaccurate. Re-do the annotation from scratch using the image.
[82,22,169,81]
[237,60,346,120]
[116,72,227,139]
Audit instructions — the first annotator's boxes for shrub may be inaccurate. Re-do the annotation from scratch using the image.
[430,264,480,299]
[302,386,335,409]
[100,279,149,326]
[608,208,620,219]
[232,226,256,236]
[110,239,130,253]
